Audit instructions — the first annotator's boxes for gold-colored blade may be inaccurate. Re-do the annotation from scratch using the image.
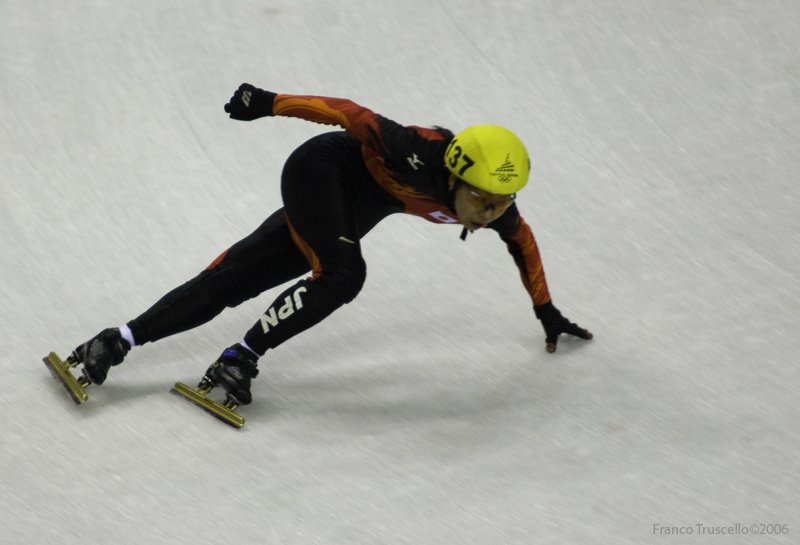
[42,352,89,404]
[171,382,245,429]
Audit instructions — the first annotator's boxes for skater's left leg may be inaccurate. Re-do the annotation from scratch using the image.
[205,137,381,404]
[239,138,372,356]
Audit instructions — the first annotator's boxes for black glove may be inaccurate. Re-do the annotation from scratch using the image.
[224,83,277,121]
[534,300,593,353]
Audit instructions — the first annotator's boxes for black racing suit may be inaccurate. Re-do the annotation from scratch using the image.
[127,94,551,355]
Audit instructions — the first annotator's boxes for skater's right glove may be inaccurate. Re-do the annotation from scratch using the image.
[224,83,276,121]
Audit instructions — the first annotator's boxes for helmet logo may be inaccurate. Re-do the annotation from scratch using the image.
[490,155,518,184]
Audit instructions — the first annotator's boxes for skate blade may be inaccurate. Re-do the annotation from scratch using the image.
[42,352,89,404]
[171,382,245,429]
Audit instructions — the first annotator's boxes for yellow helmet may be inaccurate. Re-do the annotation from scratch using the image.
[444,124,530,195]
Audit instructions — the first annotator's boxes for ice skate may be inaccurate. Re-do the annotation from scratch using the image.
[43,328,131,404]
[172,344,259,429]
[42,352,91,404]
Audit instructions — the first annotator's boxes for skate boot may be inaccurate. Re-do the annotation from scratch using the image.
[71,328,131,385]
[171,343,259,428]
[43,327,131,404]
[202,344,260,405]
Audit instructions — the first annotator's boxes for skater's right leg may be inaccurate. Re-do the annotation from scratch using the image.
[74,209,309,384]
[127,209,310,345]
[70,328,131,385]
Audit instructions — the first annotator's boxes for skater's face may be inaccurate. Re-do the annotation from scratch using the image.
[449,175,515,231]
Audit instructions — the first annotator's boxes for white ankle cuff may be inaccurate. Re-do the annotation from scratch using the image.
[240,339,258,357]
[119,324,136,347]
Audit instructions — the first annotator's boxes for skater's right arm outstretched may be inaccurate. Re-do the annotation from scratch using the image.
[223,83,433,162]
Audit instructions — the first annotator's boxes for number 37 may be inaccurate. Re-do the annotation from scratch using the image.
[447,144,475,176]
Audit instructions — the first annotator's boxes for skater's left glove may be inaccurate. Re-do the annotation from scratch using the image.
[534,300,593,353]
[224,83,276,121]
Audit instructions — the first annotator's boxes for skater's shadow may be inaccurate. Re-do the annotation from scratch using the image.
[247,353,569,430]
[98,381,169,402]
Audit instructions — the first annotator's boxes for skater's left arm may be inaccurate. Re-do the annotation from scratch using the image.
[491,206,593,353]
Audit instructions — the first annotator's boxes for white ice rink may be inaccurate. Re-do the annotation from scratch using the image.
[2,1,799,544]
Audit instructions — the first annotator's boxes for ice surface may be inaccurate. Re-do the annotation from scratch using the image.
[2,1,799,544]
